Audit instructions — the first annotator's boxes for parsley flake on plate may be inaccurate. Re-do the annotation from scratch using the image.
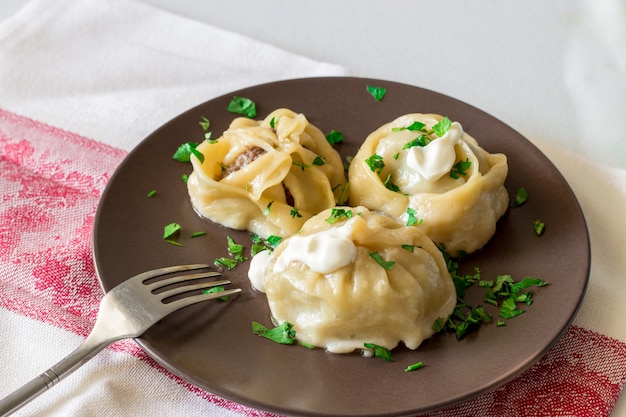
[534,220,545,236]
[173,142,204,163]
[163,222,181,239]
[326,129,344,145]
[366,85,387,101]
[511,186,528,207]
[252,321,296,344]
[363,343,393,362]
[227,96,257,118]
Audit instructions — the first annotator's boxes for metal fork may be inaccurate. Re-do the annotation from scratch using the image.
[0,264,240,416]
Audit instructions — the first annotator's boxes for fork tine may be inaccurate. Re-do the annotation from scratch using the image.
[145,271,221,292]
[133,264,213,283]
[156,279,232,302]
[161,288,242,313]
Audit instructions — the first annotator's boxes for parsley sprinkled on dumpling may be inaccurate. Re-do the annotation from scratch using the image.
[348,113,509,256]
[187,108,347,239]
[248,206,456,354]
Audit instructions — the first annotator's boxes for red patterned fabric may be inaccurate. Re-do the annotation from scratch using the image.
[1,107,626,416]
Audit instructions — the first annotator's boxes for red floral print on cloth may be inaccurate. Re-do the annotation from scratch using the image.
[1,108,626,417]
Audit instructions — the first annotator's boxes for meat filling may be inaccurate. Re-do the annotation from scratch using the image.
[221,146,267,178]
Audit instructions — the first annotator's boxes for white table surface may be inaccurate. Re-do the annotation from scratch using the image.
[1,0,624,415]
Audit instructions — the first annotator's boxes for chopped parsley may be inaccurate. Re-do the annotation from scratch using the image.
[325,208,353,224]
[199,116,211,131]
[263,200,274,215]
[190,231,206,238]
[290,207,302,218]
[402,135,430,149]
[366,85,387,101]
[368,251,395,270]
[383,174,401,192]
[449,160,472,179]
[363,343,393,362]
[392,121,427,133]
[173,142,204,163]
[252,321,296,345]
[365,154,385,174]
[401,244,415,252]
[147,189,157,198]
[326,130,344,145]
[405,362,423,372]
[293,156,325,170]
[511,187,528,207]
[533,220,545,236]
[214,257,237,270]
[432,117,452,137]
[250,234,283,255]
[163,222,182,239]
[434,246,548,339]
[406,207,419,226]
[202,285,230,301]
[214,236,248,270]
[227,96,257,118]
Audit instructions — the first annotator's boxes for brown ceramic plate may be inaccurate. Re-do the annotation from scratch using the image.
[93,77,589,416]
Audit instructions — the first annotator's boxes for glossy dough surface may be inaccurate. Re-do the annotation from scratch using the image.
[251,207,456,354]
[348,113,509,256]
[187,108,347,238]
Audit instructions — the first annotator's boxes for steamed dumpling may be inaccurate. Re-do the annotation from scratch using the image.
[348,113,509,256]
[248,206,456,354]
[187,108,347,238]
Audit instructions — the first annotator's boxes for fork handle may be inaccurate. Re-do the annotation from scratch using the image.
[0,332,112,416]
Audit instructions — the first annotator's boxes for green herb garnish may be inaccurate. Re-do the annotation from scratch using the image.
[392,121,427,133]
[366,85,387,101]
[199,116,211,131]
[227,96,257,118]
[147,190,157,198]
[368,251,395,270]
[326,130,344,145]
[449,160,472,179]
[163,222,182,239]
[401,244,415,252]
[325,208,353,224]
[511,187,528,207]
[406,207,419,226]
[364,343,393,361]
[252,321,296,344]
[432,117,452,137]
[202,285,229,301]
[290,208,302,218]
[264,200,274,215]
[383,174,401,192]
[190,231,206,238]
[173,142,204,163]
[402,135,430,149]
[405,362,423,372]
[365,154,385,174]
[533,220,545,236]
[214,257,238,270]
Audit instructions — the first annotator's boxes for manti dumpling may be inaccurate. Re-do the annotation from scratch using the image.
[348,114,509,256]
[187,108,347,238]
[248,206,456,354]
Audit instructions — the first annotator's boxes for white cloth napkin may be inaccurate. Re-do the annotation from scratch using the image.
[0,0,348,151]
[1,0,626,416]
